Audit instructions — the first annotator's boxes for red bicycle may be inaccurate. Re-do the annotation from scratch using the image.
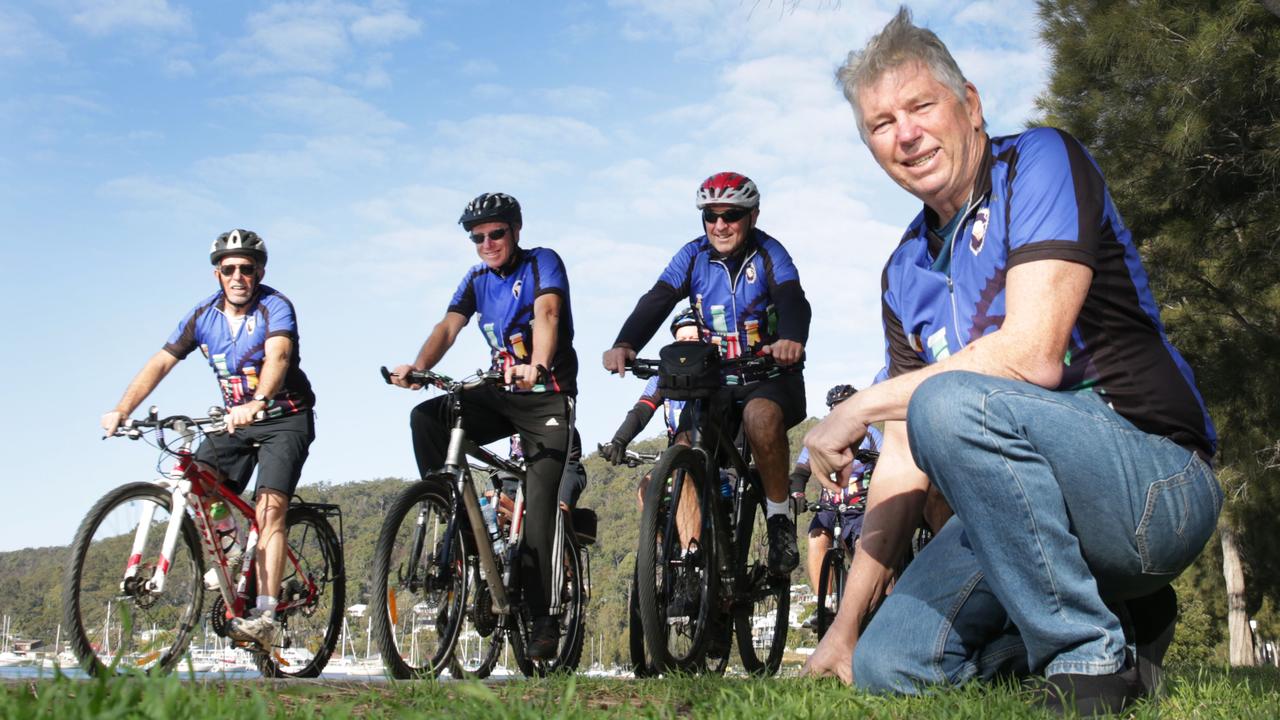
[62,406,345,677]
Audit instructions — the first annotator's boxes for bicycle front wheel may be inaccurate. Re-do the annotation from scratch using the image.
[370,476,466,679]
[814,548,846,641]
[636,445,717,675]
[732,476,789,676]
[63,482,204,677]
[255,506,346,678]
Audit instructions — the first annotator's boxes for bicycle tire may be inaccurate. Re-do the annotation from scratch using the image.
[510,518,586,677]
[731,479,789,676]
[63,482,204,677]
[255,506,346,678]
[814,548,846,641]
[628,565,654,678]
[370,476,466,679]
[636,445,717,675]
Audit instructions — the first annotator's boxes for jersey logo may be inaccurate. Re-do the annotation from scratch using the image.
[246,316,256,335]
[907,332,923,353]
[744,264,757,284]
[969,208,989,256]
[512,279,522,300]
[545,417,559,426]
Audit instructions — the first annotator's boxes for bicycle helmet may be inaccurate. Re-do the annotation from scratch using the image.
[825,384,857,408]
[669,308,700,337]
[210,229,267,266]
[695,172,760,209]
[459,192,522,231]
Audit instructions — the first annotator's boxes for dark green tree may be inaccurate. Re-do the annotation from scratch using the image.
[1035,0,1280,664]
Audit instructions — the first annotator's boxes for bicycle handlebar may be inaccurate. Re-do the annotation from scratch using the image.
[380,365,505,392]
[596,443,659,468]
[112,406,230,440]
[622,352,779,381]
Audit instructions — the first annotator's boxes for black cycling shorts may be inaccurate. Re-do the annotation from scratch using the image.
[194,410,315,498]
[675,371,807,436]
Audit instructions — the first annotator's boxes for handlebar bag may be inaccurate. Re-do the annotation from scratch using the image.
[658,341,721,400]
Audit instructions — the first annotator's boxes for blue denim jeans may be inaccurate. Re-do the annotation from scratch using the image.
[854,371,1220,692]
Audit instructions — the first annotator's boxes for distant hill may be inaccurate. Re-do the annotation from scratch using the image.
[1,420,822,667]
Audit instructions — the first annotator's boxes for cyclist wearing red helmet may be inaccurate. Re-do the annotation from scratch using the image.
[603,172,812,576]
[100,229,316,648]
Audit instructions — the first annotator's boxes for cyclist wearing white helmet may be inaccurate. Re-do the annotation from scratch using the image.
[100,229,316,648]
[603,171,812,577]
[390,191,578,661]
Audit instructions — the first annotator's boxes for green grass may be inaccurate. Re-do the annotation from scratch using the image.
[3,665,1278,719]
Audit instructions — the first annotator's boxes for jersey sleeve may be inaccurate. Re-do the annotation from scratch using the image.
[163,306,202,360]
[1005,128,1106,270]
[447,267,481,318]
[532,248,570,298]
[615,241,698,350]
[261,291,299,340]
[759,235,811,344]
[881,263,926,378]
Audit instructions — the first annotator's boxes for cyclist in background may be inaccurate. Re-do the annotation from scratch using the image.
[789,384,881,616]
[602,172,812,576]
[389,192,577,660]
[599,309,702,504]
[99,229,316,648]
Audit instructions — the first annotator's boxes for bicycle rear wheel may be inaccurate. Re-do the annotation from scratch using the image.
[63,482,204,677]
[814,548,846,641]
[510,517,585,677]
[636,445,717,675]
[370,476,467,679]
[255,506,346,678]
[731,477,789,676]
[628,565,654,677]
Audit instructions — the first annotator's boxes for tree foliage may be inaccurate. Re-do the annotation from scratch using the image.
[1035,0,1280,615]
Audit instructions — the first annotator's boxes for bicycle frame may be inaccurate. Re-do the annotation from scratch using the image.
[118,422,317,624]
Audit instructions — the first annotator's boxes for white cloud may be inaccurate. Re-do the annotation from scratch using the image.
[461,59,498,77]
[540,85,610,114]
[217,0,421,76]
[217,78,406,135]
[98,175,226,218]
[69,0,190,36]
[0,8,65,62]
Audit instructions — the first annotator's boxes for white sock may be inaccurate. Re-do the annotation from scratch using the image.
[766,498,791,519]
[255,595,278,619]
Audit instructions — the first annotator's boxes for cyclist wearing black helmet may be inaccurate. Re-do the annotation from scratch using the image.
[389,192,578,660]
[100,229,316,648]
[789,383,882,611]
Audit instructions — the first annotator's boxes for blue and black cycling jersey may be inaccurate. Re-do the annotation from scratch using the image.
[881,127,1215,458]
[614,228,810,359]
[448,246,578,395]
[163,285,314,416]
[796,424,882,508]
[638,375,685,439]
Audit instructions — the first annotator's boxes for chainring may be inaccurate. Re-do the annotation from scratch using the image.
[209,596,230,637]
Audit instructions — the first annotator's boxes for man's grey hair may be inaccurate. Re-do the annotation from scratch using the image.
[835,6,974,143]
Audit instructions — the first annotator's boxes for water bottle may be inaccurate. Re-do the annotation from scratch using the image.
[209,500,243,565]
[479,492,506,555]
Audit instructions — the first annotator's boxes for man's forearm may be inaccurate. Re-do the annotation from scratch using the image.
[113,351,177,416]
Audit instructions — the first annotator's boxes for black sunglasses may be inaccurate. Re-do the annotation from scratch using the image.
[469,227,509,244]
[218,263,258,277]
[702,207,749,224]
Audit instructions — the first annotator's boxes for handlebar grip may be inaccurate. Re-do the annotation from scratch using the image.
[380,366,396,385]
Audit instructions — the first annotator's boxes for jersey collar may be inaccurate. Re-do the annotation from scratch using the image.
[488,246,526,279]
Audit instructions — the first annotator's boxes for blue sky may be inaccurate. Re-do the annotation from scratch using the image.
[0,0,1049,552]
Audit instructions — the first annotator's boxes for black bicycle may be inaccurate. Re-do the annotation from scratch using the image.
[371,367,592,679]
[627,344,792,676]
[805,448,877,640]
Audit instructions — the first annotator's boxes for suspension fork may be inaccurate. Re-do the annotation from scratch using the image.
[141,479,193,594]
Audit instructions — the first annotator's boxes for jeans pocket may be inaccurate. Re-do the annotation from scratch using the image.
[1135,457,1220,575]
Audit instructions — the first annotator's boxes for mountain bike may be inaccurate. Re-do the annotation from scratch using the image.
[626,346,792,677]
[805,448,877,640]
[63,407,345,678]
[371,367,593,679]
